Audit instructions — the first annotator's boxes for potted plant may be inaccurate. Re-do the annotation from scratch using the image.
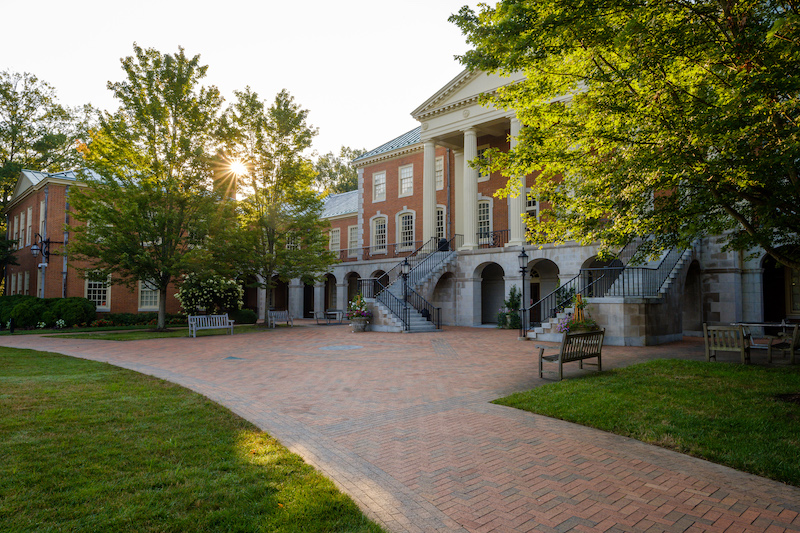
[347,293,372,332]
[557,294,599,333]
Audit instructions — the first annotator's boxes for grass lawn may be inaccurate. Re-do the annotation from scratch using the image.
[47,324,267,341]
[495,359,800,486]
[0,347,385,532]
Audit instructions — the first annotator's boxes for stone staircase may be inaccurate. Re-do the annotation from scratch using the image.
[526,243,696,341]
[371,301,439,333]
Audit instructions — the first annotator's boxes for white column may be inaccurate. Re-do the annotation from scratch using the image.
[453,150,464,239]
[289,278,304,319]
[462,128,479,250]
[422,140,437,242]
[507,117,526,247]
[314,281,325,315]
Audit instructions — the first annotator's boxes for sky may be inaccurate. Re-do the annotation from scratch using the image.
[2,0,481,158]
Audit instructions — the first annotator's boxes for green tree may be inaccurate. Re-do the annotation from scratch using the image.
[314,146,367,193]
[451,0,800,267]
[221,88,335,303]
[0,70,91,208]
[69,45,225,330]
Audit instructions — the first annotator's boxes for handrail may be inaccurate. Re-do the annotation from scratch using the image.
[360,278,410,330]
[477,229,509,249]
[407,286,442,329]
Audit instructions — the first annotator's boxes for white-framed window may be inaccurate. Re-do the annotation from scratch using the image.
[347,225,358,257]
[435,157,444,190]
[477,145,490,182]
[24,271,29,295]
[86,274,111,311]
[26,206,32,247]
[39,201,45,235]
[13,215,19,249]
[371,216,387,253]
[329,228,340,251]
[10,273,16,295]
[525,187,538,219]
[478,199,492,244]
[372,171,386,202]
[397,211,415,250]
[17,272,23,295]
[398,164,413,198]
[436,206,445,240]
[285,234,299,250]
[19,211,25,249]
[138,281,159,311]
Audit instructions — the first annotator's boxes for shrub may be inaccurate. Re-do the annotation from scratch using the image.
[497,286,522,329]
[230,308,257,324]
[49,298,96,327]
[10,301,48,328]
[175,274,243,315]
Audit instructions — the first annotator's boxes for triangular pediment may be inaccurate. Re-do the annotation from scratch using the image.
[11,170,44,202]
[411,69,524,120]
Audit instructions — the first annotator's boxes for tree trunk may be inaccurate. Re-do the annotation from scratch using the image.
[157,285,168,331]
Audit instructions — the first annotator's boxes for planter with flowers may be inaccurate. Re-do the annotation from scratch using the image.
[347,293,372,333]
[557,294,599,333]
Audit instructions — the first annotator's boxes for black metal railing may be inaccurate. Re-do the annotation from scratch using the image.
[477,229,509,249]
[600,247,685,297]
[360,278,410,330]
[407,286,442,329]
[407,234,463,288]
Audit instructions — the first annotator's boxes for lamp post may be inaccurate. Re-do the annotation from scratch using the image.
[401,257,411,329]
[518,249,529,339]
[31,233,63,265]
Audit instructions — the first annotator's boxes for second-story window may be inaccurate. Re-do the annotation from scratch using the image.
[398,165,413,198]
[372,217,387,253]
[347,226,358,257]
[329,228,340,251]
[478,200,491,243]
[373,171,386,202]
[436,207,445,240]
[399,212,414,249]
[435,157,444,190]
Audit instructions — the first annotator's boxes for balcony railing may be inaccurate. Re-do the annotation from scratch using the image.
[477,229,509,249]
[335,241,424,262]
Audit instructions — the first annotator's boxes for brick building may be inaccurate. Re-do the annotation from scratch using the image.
[308,68,791,344]
[4,170,181,315]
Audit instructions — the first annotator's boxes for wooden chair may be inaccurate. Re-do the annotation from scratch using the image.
[703,324,750,364]
[765,324,800,364]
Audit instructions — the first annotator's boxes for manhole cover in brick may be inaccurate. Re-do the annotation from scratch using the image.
[319,345,363,351]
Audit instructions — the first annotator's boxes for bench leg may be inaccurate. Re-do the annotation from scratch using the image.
[557,361,563,381]
[538,348,544,379]
[597,353,602,372]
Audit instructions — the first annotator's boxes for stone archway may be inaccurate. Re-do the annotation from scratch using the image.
[324,273,337,310]
[682,261,703,334]
[480,263,505,324]
[270,276,289,311]
[432,272,457,326]
[346,272,361,305]
[528,259,560,325]
[761,254,800,322]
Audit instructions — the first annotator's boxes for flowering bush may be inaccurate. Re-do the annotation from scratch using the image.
[175,274,244,314]
[55,319,66,329]
[347,293,372,320]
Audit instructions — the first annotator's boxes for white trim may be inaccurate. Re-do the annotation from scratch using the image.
[477,196,493,244]
[436,204,446,240]
[476,145,490,183]
[329,227,341,251]
[395,209,416,251]
[369,214,388,255]
[347,225,359,258]
[435,156,444,191]
[398,164,414,198]
[138,281,159,311]
[372,171,386,203]
[85,274,111,311]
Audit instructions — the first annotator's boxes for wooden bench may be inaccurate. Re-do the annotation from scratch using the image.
[703,323,750,363]
[267,309,293,328]
[537,329,605,381]
[188,314,234,338]
[764,324,799,364]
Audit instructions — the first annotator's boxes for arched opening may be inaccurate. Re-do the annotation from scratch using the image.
[432,272,456,326]
[762,254,800,322]
[270,276,289,311]
[682,261,703,333]
[324,274,337,310]
[480,263,505,324]
[581,255,622,297]
[528,259,560,325]
[371,269,390,288]
[241,275,259,313]
[346,272,361,305]
[303,281,314,318]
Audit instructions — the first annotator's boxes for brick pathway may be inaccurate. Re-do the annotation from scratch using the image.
[3,323,799,532]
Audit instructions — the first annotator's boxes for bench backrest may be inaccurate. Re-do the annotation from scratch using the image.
[559,329,605,362]
[269,310,289,319]
[703,324,747,349]
[189,314,229,327]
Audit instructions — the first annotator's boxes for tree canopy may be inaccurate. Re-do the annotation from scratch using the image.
[70,45,225,329]
[220,88,335,300]
[0,70,91,209]
[314,146,367,193]
[451,0,800,267]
